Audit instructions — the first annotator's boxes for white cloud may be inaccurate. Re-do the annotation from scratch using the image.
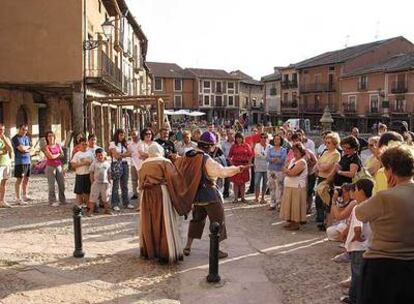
[127,0,414,79]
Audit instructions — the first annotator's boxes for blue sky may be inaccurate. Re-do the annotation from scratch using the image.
[127,0,414,79]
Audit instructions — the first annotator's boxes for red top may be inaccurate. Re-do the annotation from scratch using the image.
[228,143,253,185]
[245,134,261,149]
[46,144,62,167]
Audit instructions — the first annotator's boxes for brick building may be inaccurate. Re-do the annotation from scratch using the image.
[341,53,414,131]
[293,36,414,129]
[147,62,196,110]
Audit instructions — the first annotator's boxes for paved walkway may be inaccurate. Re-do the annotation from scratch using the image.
[0,174,348,303]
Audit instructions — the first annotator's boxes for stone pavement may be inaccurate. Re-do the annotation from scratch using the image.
[0,173,348,303]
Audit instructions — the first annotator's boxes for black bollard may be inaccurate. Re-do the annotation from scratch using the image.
[207,222,221,283]
[73,205,85,258]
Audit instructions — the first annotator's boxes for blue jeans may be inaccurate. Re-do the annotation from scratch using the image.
[349,251,364,304]
[254,171,268,193]
[111,162,129,207]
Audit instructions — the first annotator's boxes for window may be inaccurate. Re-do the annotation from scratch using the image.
[215,95,223,106]
[269,86,277,96]
[283,93,288,102]
[396,98,405,111]
[252,98,257,108]
[174,95,182,108]
[174,78,182,91]
[370,95,379,112]
[228,95,234,106]
[359,76,368,90]
[284,74,289,82]
[227,82,235,94]
[216,81,222,93]
[245,97,249,108]
[292,92,297,102]
[154,77,163,91]
[347,95,357,112]
[204,95,210,106]
[203,81,211,93]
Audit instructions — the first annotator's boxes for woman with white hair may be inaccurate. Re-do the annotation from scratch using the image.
[138,142,193,264]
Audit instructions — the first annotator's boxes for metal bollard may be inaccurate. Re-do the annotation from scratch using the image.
[207,222,221,283]
[73,205,85,258]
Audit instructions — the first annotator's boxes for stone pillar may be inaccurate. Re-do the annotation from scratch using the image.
[72,91,84,136]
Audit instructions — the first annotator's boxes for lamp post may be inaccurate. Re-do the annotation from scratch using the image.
[82,19,114,133]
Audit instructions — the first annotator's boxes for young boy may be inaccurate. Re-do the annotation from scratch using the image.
[327,183,354,242]
[341,178,374,304]
[87,148,112,216]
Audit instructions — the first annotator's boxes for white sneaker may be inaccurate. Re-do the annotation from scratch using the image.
[15,198,28,205]
[113,206,120,211]
[332,252,351,263]
[127,204,135,209]
[0,201,12,208]
[51,202,60,207]
[23,195,33,201]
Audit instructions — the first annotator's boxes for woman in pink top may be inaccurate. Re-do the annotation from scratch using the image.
[44,131,65,206]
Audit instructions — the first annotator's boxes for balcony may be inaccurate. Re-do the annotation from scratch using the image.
[281,80,290,89]
[281,100,298,110]
[86,50,122,93]
[302,104,323,113]
[300,82,336,93]
[390,104,407,114]
[289,80,298,88]
[343,104,357,113]
[391,81,408,94]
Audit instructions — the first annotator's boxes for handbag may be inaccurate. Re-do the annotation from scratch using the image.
[352,158,372,183]
[316,180,332,205]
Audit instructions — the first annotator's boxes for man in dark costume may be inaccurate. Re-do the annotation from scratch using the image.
[175,131,248,259]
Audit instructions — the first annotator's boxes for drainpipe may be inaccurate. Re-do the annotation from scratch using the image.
[111,0,122,52]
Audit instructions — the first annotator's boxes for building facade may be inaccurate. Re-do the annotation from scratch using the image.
[279,65,299,121]
[0,0,150,147]
[261,68,281,125]
[230,71,264,125]
[294,36,414,129]
[185,68,241,122]
[341,53,414,131]
[147,62,196,110]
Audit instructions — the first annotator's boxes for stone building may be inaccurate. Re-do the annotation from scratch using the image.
[185,68,242,122]
[0,0,151,148]
[261,68,282,125]
[279,65,299,121]
[230,70,264,125]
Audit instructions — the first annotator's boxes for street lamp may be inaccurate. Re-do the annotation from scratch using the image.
[82,19,115,133]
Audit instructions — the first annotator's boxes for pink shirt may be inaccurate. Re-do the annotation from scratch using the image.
[46,144,62,167]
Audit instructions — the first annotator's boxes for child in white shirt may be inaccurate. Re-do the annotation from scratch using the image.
[342,179,374,304]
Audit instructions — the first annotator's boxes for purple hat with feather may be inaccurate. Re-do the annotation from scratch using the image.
[199,131,216,145]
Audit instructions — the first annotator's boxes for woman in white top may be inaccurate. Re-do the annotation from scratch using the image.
[109,129,132,211]
[280,143,308,230]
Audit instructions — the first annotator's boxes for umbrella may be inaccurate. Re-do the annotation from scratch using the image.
[164,109,175,115]
[188,111,206,117]
[174,109,190,115]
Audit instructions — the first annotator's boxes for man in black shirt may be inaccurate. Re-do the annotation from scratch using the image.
[155,127,177,160]
[351,127,368,154]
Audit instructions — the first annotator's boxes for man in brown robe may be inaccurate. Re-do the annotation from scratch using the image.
[139,142,194,264]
